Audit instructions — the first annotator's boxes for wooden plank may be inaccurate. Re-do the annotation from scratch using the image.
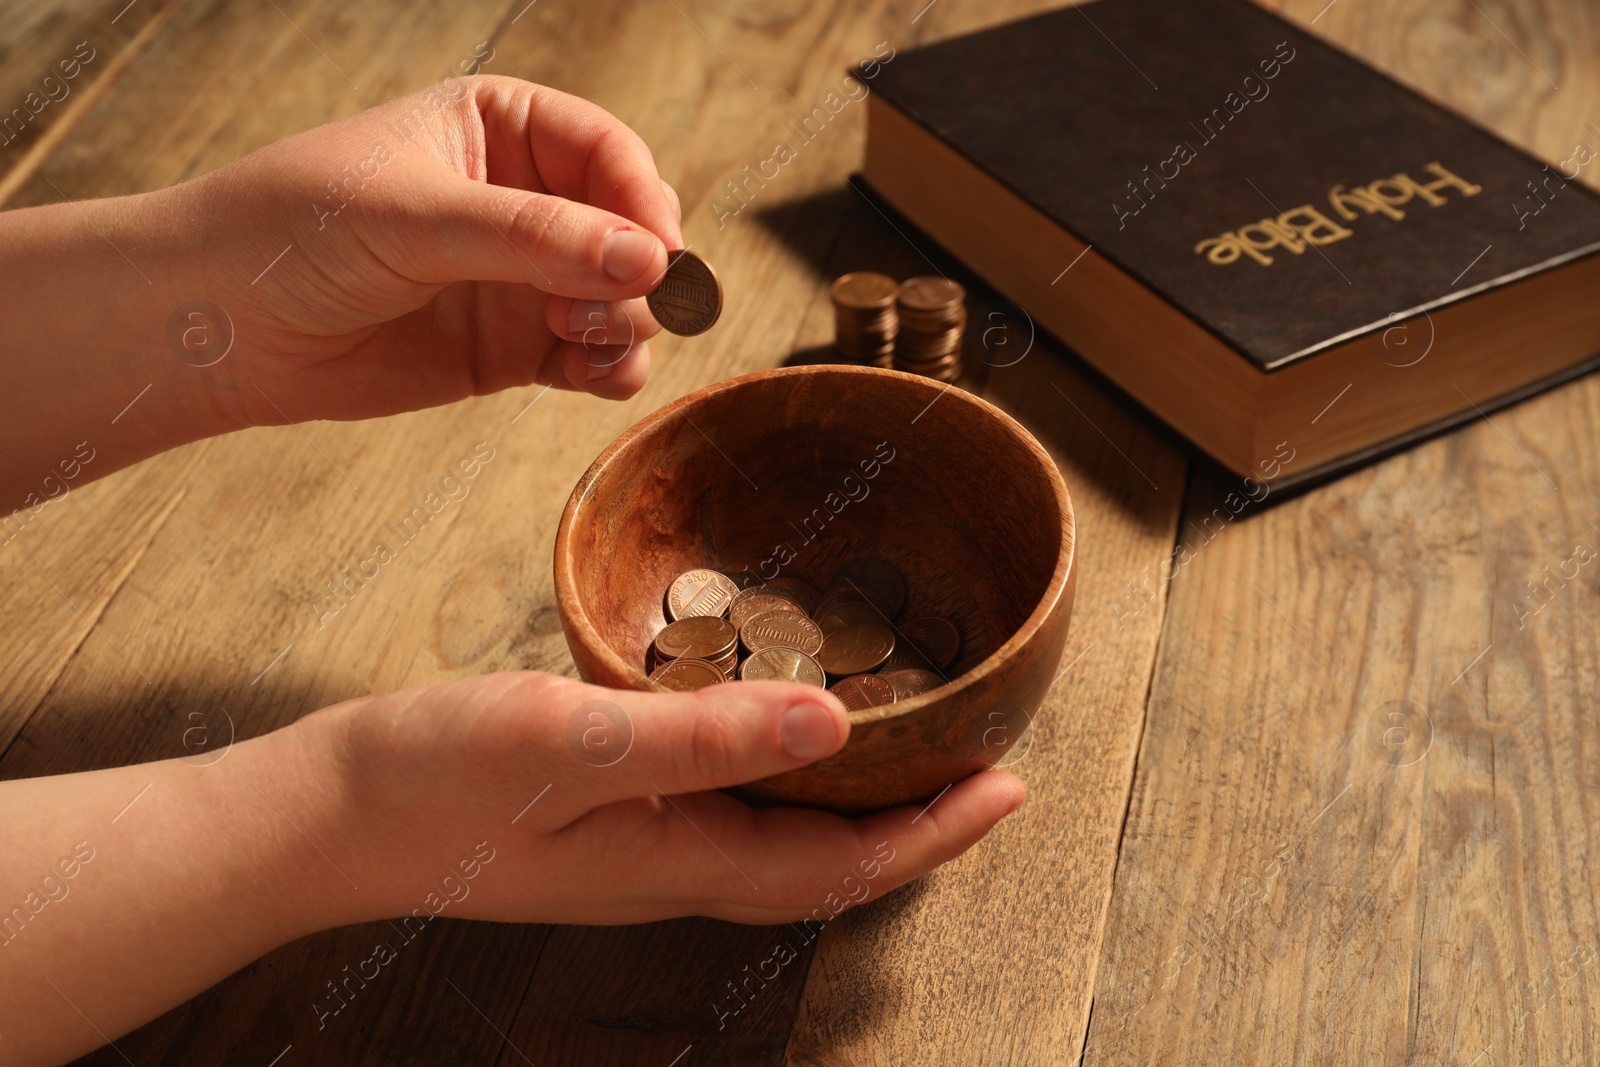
[0,442,213,760]
[0,0,182,205]
[509,921,813,1066]
[75,920,554,1066]
[732,7,1192,1065]
[1081,1,1600,1063]
[783,342,1185,1067]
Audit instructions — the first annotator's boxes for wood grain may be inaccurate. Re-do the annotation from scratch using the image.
[1080,2,1600,1065]
[0,0,182,205]
[0,0,1590,1062]
[783,349,1186,1066]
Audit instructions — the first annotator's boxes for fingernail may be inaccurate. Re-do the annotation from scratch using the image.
[583,341,635,382]
[782,702,844,760]
[602,229,659,283]
[569,300,610,339]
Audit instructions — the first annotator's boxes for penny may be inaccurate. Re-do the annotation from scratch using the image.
[647,249,722,336]
[832,271,901,311]
[896,276,966,381]
[654,616,737,661]
[816,622,895,675]
[740,647,827,687]
[901,615,961,670]
[833,559,907,618]
[897,276,965,312]
[883,668,943,700]
[815,597,887,635]
[759,576,822,615]
[727,569,767,590]
[649,658,726,691]
[881,645,935,672]
[740,609,825,656]
[832,271,900,368]
[666,568,738,621]
[728,588,808,630]
[829,673,897,711]
[815,584,888,619]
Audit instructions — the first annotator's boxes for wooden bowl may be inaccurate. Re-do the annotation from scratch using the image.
[553,365,1076,812]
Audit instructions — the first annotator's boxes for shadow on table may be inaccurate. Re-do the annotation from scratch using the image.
[750,180,1200,535]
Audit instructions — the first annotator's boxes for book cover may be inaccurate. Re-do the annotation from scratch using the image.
[866,0,1600,371]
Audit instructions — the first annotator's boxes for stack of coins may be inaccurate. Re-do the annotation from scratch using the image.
[643,560,964,712]
[831,272,900,368]
[894,276,966,382]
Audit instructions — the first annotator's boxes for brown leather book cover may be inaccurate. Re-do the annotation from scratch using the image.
[864,0,1600,376]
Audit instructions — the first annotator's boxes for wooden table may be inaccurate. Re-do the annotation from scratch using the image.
[4,0,1596,1063]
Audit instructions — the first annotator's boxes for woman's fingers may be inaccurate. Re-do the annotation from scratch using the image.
[661,179,682,228]
[544,295,659,347]
[547,338,652,398]
[471,76,684,250]
[543,681,852,811]
[558,770,1025,922]
[382,168,669,299]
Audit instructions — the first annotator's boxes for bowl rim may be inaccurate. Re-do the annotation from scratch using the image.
[553,364,1076,725]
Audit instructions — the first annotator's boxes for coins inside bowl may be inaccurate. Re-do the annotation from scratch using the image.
[642,561,965,701]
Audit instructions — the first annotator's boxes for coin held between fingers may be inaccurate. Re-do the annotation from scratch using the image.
[648,249,722,336]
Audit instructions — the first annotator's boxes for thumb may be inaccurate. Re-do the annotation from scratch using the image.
[382,167,671,300]
[572,682,851,803]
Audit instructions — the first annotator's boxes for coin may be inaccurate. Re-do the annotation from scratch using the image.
[832,272,901,310]
[901,615,961,670]
[834,559,907,618]
[648,250,722,336]
[727,569,767,590]
[895,276,966,381]
[650,658,727,691]
[815,584,889,621]
[816,622,895,675]
[883,668,943,699]
[897,276,965,312]
[832,271,900,367]
[740,609,825,656]
[829,673,897,711]
[728,588,808,629]
[666,568,738,621]
[815,597,887,635]
[881,645,935,672]
[740,647,827,687]
[654,616,737,661]
[759,576,822,615]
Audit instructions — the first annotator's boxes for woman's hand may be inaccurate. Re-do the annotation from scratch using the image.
[180,75,682,425]
[0,671,1021,1064]
[0,75,684,506]
[310,671,1024,926]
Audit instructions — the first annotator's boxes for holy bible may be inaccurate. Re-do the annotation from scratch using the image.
[861,0,1600,484]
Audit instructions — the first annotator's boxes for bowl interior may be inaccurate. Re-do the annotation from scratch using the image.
[562,367,1065,695]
